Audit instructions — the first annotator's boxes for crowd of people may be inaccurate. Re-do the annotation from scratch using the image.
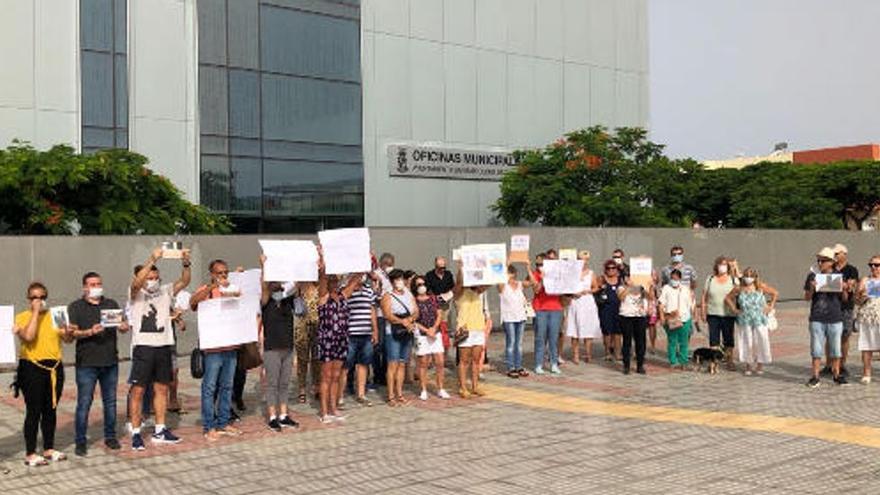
[9,241,880,467]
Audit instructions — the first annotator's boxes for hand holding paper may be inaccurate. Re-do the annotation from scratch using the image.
[259,239,319,281]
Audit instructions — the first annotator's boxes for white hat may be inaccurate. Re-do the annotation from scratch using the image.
[832,243,848,254]
[816,247,836,260]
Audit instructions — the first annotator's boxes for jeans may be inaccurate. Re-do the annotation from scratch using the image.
[75,364,118,445]
[503,321,525,371]
[201,351,237,432]
[809,321,843,359]
[534,310,563,369]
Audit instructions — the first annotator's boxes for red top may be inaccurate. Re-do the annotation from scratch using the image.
[531,271,563,311]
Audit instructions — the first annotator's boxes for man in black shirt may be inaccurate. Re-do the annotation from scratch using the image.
[832,244,859,376]
[68,272,129,456]
[425,256,455,348]
[804,248,849,387]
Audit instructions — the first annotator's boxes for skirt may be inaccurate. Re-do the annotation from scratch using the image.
[858,322,880,351]
[416,333,445,356]
[565,295,602,339]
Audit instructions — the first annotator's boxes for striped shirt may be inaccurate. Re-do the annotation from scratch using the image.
[347,287,378,336]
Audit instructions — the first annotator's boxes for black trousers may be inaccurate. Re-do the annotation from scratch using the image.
[372,317,387,385]
[19,360,65,455]
[620,316,647,370]
[232,364,246,404]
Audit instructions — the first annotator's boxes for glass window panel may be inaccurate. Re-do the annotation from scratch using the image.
[229,138,261,157]
[81,51,114,127]
[230,158,261,213]
[228,69,260,138]
[201,136,228,155]
[83,127,115,149]
[114,54,128,128]
[227,0,259,69]
[199,66,228,135]
[115,129,128,149]
[114,0,127,53]
[197,0,227,65]
[260,5,360,81]
[261,75,360,145]
[263,160,362,193]
[262,140,361,163]
[200,155,231,211]
[81,0,113,51]
[263,191,364,216]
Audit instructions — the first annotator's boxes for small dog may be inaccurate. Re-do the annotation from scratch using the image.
[691,347,725,374]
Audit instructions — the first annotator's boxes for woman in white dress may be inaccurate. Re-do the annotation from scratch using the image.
[856,255,880,384]
[565,251,602,363]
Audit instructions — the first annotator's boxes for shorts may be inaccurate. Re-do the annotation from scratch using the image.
[415,332,445,356]
[130,345,174,385]
[809,321,843,359]
[458,329,486,348]
[385,334,413,363]
[345,335,374,369]
[842,309,856,337]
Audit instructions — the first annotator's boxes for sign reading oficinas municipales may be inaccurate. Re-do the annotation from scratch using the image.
[387,144,517,181]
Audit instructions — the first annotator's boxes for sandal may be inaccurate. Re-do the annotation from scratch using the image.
[507,370,520,379]
[355,396,373,407]
[396,396,411,406]
[517,369,530,377]
[44,450,67,462]
[298,393,307,404]
[24,455,48,467]
[386,398,399,407]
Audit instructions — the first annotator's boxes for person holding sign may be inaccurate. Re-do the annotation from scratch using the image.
[803,247,849,387]
[855,255,880,384]
[528,254,564,375]
[564,251,602,364]
[453,265,490,397]
[381,269,419,406]
[129,247,191,449]
[618,278,651,375]
[68,271,129,456]
[13,282,74,467]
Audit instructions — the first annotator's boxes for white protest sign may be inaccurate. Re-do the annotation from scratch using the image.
[259,240,319,282]
[542,260,584,295]
[0,306,15,364]
[630,256,653,288]
[229,268,263,297]
[197,296,260,350]
[509,235,530,264]
[816,273,843,293]
[461,244,507,286]
[318,228,372,275]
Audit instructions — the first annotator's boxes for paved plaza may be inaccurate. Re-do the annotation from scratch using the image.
[1,302,880,494]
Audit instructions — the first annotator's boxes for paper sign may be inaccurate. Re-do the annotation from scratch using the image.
[259,240,319,281]
[100,309,124,328]
[542,260,584,295]
[229,269,264,297]
[630,256,653,288]
[50,306,69,330]
[0,306,15,364]
[197,296,260,350]
[175,291,192,311]
[867,280,880,299]
[318,228,372,275]
[816,273,843,293]
[559,249,577,261]
[452,249,462,261]
[509,235,530,264]
[161,240,184,259]
[461,244,507,287]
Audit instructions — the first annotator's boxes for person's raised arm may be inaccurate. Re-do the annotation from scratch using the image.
[317,250,329,304]
[340,273,361,299]
[131,247,163,299]
[173,249,192,296]
[453,265,464,299]
[259,254,270,307]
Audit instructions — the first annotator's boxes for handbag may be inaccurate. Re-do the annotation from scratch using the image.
[766,309,778,332]
[665,288,686,330]
[454,328,470,346]
[389,293,413,341]
[190,348,205,379]
[237,342,263,370]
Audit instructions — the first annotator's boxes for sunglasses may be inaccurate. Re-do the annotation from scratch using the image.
[535,264,543,267]
[605,266,618,270]
[869,263,880,268]
[29,295,48,300]
[817,258,832,263]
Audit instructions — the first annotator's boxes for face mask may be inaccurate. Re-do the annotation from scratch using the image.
[393,280,405,291]
[87,287,104,299]
[717,265,728,275]
[361,274,368,283]
[384,266,394,274]
[416,285,427,295]
[613,257,623,265]
[670,279,681,288]
[743,277,755,285]
[145,280,160,292]
[271,291,285,301]
[672,254,684,263]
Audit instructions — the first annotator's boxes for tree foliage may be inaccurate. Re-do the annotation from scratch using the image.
[0,142,232,235]
[494,126,880,230]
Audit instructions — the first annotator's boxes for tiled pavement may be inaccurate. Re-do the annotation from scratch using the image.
[1,302,880,494]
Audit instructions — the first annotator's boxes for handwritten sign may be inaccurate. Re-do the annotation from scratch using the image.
[542,260,584,295]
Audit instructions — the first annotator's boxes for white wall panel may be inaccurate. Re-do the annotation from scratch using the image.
[535,0,563,59]
[0,1,35,108]
[373,34,412,138]
[361,31,377,141]
[588,0,616,68]
[444,0,475,45]
[35,111,78,149]
[36,0,78,112]
[443,45,477,144]
[616,71,640,127]
[506,55,535,147]
[590,66,616,126]
[507,0,535,56]
[409,40,445,141]
[563,0,590,64]
[616,0,641,72]
[475,0,506,51]
[564,63,591,132]
[534,58,564,145]
[410,0,443,41]
[0,108,34,146]
[476,50,507,146]
[132,118,194,197]
[130,0,188,121]
[373,0,410,36]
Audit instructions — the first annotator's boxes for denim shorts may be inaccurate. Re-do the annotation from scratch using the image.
[345,335,374,369]
[809,321,843,359]
[385,334,413,363]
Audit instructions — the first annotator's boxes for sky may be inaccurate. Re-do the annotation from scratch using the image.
[649,0,880,160]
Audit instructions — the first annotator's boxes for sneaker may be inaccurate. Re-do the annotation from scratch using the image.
[75,443,87,457]
[267,418,282,432]
[744,370,753,376]
[550,365,562,375]
[152,428,182,444]
[278,416,300,428]
[534,367,545,375]
[806,377,820,388]
[332,414,346,423]
[861,376,872,385]
[104,438,121,450]
[419,390,428,401]
[839,367,850,377]
[229,409,242,423]
[820,365,833,376]
[833,375,849,386]
[131,433,146,451]
[437,389,451,400]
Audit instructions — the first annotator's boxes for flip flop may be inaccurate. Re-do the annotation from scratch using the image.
[298,393,307,404]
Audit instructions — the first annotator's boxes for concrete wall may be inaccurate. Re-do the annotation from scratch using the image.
[0,0,80,149]
[1,227,877,338]
[361,0,650,227]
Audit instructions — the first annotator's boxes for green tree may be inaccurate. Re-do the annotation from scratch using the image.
[0,142,231,235]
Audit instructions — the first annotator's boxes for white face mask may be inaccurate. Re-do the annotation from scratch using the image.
[393,280,405,291]
[670,279,681,288]
[87,287,104,299]
[145,280,160,292]
[613,257,623,265]
[743,277,755,285]
[271,291,285,301]
[416,285,427,295]
[39,299,48,311]
[717,265,728,275]
[384,266,394,274]
[672,254,684,263]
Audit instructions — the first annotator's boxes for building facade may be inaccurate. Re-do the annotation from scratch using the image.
[0,0,649,232]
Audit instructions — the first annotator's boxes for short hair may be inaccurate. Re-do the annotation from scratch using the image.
[379,253,395,264]
[27,281,47,297]
[82,271,101,285]
[507,264,518,276]
[208,259,228,273]
[670,269,683,279]
[545,249,558,257]
[670,245,684,254]
[435,256,447,264]
[387,268,406,282]
[613,248,625,256]
[403,270,416,280]
[133,264,159,276]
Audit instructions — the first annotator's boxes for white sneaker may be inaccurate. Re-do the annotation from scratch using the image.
[419,390,428,401]
[550,365,562,375]
[861,376,872,385]
[332,414,347,423]
[534,367,545,375]
[437,389,451,400]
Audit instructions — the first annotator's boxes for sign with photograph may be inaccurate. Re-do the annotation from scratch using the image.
[816,273,843,293]
[387,144,517,181]
[460,244,507,287]
[509,235,530,264]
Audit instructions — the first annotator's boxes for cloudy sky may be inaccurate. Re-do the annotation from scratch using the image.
[649,0,880,160]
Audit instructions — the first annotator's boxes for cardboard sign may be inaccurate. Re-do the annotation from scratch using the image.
[816,273,843,293]
[542,260,584,295]
[559,248,577,261]
[461,244,507,287]
[509,235,530,264]
[630,256,653,288]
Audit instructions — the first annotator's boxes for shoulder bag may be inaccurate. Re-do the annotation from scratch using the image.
[190,347,205,379]
[665,288,685,330]
[389,293,414,341]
